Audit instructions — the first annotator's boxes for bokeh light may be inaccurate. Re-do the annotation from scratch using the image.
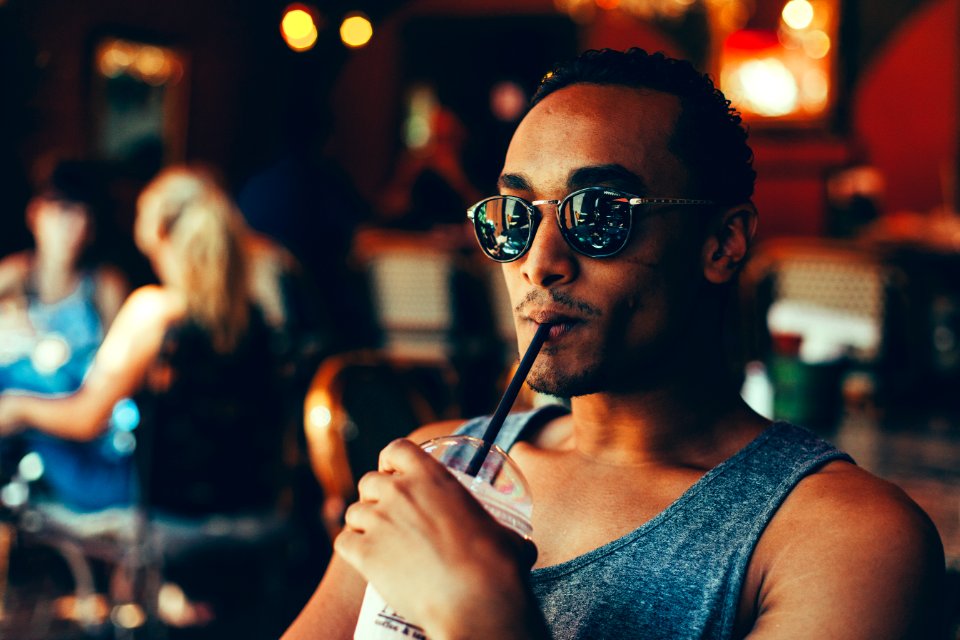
[729,58,799,117]
[782,0,814,30]
[490,81,526,122]
[281,4,319,52]
[803,30,831,59]
[308,405,332,430]
[340,13,373,48]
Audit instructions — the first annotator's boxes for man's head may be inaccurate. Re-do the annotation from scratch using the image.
[531,48,755,206]
[482,48,757,398]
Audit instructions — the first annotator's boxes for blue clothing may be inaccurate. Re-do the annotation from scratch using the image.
[455,406,854,640]
[0,273,103,394]
[0,272,134,512]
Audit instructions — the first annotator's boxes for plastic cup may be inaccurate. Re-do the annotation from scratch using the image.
[353,435,533,640]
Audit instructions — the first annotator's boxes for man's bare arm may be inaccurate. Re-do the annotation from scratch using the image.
[743,461,945,639]
[282,554,368,640]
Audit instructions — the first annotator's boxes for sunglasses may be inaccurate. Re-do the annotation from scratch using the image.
[467,187,714,262]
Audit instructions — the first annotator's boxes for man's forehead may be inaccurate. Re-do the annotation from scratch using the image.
[501,83,685,194]
[498,164,649,195]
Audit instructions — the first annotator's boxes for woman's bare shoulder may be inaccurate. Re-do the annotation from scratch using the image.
[0,251,32,293]
[114,285,185,328]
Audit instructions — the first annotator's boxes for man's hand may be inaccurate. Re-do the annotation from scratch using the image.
[335,438,545,640]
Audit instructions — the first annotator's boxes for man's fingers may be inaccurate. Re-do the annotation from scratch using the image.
[332,526,367,573]
[342,500,380,533]
[356,470,390,502]
[378,437,422,473]
[378,437,447,477]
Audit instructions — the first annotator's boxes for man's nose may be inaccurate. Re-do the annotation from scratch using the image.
[519,208,578,288]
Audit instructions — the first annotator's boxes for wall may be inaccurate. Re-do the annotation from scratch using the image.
[853,0,958,214]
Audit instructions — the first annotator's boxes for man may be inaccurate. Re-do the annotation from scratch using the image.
[284,48,944,639]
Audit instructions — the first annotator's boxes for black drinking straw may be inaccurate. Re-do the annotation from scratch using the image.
[464,322,552,476]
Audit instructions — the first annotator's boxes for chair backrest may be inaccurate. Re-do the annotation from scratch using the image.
[303,350,458,535]
[355,231,456,361]
[739,239,899,365]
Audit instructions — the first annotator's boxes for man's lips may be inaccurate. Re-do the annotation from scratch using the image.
[526,311,583,340]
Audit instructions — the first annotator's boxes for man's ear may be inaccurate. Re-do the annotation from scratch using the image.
[702,203,758,284]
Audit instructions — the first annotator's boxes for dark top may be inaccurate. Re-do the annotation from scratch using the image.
[136,309,284,517]
[456,406,854,639]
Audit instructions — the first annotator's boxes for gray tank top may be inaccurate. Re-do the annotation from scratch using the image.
[455,405,854,639]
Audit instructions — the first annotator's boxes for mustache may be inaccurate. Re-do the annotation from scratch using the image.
[515,289,602,317]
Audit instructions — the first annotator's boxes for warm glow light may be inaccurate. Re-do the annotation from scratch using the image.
[782,0,814,30]
[490,81,526,122]
[309,405,333,429]
[135,46,170,85]
[716,2,751,32]
[596,0,620,9]
[111,603,146,629]
[801,68,829,108]
[802,30,831,59]
[282,5,319,52]
[732,58,799,116]
[340,13,373,48]
[97,39,182,85]
[99,45,131,78]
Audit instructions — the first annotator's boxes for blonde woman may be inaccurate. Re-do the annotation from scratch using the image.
[0,166,281,516]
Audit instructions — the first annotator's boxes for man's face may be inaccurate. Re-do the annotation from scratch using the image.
[499,83,711,397]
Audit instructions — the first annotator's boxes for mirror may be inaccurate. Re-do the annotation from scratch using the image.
[91,37,189,172]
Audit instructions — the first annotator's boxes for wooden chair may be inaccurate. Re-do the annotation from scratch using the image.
[303,350,459,540]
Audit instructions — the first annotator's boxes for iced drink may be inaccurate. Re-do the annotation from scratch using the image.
[353,435,533,640]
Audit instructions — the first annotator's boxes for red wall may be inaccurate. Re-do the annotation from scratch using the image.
[853,0,958,215]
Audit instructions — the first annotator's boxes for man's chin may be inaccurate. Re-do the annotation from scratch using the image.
[527,367,603,399]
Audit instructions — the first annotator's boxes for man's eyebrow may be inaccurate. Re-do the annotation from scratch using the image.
[568,164,648,193]
[497,173,531,192]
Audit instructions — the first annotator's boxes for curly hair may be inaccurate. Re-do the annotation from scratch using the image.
[532,48,755,206]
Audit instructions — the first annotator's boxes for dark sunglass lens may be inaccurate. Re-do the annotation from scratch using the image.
[562,191,631,256]
[474,197,531,261]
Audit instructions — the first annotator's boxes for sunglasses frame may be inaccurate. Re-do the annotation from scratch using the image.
[466,186,714,262]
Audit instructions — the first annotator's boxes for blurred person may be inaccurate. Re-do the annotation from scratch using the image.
[238,95,379,356]
[378,103,483,232]
[0,166,280,515]
[285,49,944,639]
[0,160,131,511]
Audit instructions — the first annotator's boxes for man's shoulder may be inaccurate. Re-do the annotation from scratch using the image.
[779,459,939,546]
[743,459,945,637]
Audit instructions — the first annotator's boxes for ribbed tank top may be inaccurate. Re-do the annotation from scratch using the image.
[455,405,854,639]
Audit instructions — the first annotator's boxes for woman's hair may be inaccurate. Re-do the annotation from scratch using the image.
[135,166,250,353]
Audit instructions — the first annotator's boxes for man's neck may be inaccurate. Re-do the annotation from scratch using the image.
[546,358,767,469]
